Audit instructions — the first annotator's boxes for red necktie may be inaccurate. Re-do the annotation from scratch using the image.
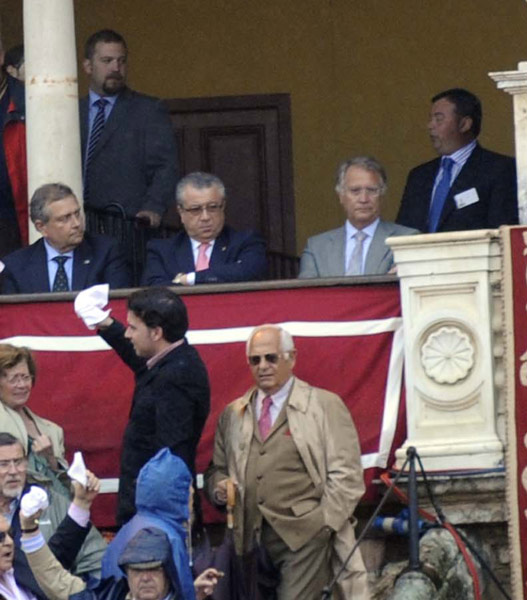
[195,242,210,271]
[258,396,273,440]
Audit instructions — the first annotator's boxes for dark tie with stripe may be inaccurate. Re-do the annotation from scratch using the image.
[52,256,70,292]
[84,98,108,200]
[428,157,454,233]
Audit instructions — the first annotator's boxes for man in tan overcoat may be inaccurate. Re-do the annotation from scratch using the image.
[205,324,370,599]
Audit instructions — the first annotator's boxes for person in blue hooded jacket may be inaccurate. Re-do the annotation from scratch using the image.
[19,452,220,600]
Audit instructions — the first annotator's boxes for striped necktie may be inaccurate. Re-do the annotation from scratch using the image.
[84,98,108,199]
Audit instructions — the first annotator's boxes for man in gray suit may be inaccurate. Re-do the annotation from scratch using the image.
[80,30,177,228]
[299,156,418,278]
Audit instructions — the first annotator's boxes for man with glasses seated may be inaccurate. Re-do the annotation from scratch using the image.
[298,156,418,278]
[205,325,370,600]
[0,433,103,600]
[141,172,268,286]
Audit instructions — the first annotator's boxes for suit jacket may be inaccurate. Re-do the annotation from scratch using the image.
[396,144,518,232]
[80,88,178,217]
[141,226,268,285]
[298,220,418,278]
[99,320,210,525]
[205,378,367,598]
[1,232,131,294]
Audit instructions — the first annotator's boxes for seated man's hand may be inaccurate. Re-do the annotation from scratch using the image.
[194,568,223,600]
[136,210,161,228]
[72,470,100,511]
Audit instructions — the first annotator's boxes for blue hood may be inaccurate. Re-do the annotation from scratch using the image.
[101,448,195,599]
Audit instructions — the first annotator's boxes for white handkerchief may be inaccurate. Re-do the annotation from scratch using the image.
[68,451,87,487]
[20,486,49,518]
[74,284,111,330]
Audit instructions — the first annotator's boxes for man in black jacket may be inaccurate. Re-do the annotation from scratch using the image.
[396,88,518,233]
[92,287,210,525]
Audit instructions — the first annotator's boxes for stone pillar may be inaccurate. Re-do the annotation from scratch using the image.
[23,0,82,243]
[489,63,527,225]
[388,231,504,471]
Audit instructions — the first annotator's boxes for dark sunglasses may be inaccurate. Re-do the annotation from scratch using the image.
[248,353,282,366]
[0,529,13,543]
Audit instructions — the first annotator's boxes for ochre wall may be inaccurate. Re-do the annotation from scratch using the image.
[3,1,527,253]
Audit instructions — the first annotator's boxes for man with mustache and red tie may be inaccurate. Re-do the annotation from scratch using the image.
[80,30,177,229]
[205,324,370,600]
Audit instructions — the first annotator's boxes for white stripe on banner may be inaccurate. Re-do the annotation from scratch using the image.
[1,318,401,351]
[1,316,404,479]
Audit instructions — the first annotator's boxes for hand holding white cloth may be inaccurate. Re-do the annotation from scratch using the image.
[74,284,111,329]
[20,486,49,518]
[68,452,88,487]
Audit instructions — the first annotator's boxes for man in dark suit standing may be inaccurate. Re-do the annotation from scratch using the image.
[396,88,518,233]
[141,172,268,285]
[80,30,177,228]
[77,287,210,525]
[1,183,130,294]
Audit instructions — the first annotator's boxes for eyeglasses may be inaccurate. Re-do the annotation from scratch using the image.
[346,187,381,198]
[179,203,224,217]
[0,458,27,471]
[1,374,32,386]
[248,353,283,366]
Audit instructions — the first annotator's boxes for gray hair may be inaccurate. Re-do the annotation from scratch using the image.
[176,172,226,207]
[246,324,295,356]
[29,183,77,224]
[335,156,387,195]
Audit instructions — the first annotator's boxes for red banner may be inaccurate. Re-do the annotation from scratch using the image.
[0,282,406,526]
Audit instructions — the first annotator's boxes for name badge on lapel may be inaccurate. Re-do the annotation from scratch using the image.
[454,188,479,210]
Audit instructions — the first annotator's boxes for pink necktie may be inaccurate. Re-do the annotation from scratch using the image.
[258,396,273,440]
[195,242,210,271]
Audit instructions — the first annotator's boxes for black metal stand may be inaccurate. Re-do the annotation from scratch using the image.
[321,450,413,599]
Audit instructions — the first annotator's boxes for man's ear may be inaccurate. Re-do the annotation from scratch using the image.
[459,116,473,134]
[82,58,92,76]
[34,220,45,234]
[150,325,164,342]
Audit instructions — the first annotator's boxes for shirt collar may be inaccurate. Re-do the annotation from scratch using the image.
[345,217,380,240]
[443,139,477,165]
[43,239,75,261]
[146,339,185,370]
[190,237,216,252]
[255,376,295,407]
[88,88,119,109]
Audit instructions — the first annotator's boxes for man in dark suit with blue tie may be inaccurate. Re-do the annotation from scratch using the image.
[1,183,130,294]
[142,172,268,286]
[80,30,177,228]
[396,88,518,233]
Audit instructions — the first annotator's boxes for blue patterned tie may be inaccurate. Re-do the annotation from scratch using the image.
[52,256,70,292]
[428,157,454,233]
[84,98,108,200]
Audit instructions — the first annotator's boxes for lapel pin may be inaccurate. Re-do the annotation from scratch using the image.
[83,259,91,264]
[222,246,227,251]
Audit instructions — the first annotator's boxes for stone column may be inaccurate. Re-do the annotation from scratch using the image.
[23,0,82,243]
[388,231,504,471]
[489,63,527,225]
